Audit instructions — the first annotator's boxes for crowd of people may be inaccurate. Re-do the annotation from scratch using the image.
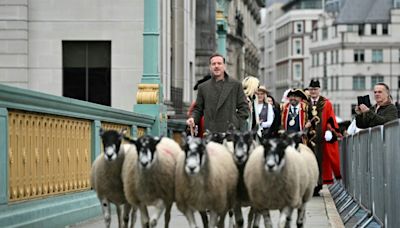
[186,52,399,196]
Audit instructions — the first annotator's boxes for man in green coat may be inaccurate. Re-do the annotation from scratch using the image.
[355,82,398,128]
[186,53,249,133]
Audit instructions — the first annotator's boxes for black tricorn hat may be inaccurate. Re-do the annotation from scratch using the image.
[194,74,212,90]
[309,79,320,88]
[287,88,308,100]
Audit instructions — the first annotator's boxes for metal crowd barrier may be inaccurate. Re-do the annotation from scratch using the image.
[330,119,400,227]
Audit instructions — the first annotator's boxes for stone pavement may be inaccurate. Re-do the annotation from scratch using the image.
[68,186,344,228]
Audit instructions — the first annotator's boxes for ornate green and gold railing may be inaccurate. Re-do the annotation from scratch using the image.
[0,84,155,227]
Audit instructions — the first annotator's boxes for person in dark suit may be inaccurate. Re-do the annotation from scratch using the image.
[186,53,249,133]
[266,94,281,137]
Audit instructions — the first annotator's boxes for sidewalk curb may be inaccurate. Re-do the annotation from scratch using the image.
[321,185,345,228]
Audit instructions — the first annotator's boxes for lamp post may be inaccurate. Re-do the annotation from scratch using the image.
[134,0,167,136]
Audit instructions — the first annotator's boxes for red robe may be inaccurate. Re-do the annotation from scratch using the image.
[309,97,341,184]
[281,102,308,131]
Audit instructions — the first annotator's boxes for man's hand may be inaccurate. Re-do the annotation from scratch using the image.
[304,121,312,129]
[186,117,195,127]
[354,105,361,114]
[359,104,370,113]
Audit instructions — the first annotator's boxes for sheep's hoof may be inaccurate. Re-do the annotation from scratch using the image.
[296,223,304,228]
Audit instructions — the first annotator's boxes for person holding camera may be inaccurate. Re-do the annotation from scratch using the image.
[355,82,398,128]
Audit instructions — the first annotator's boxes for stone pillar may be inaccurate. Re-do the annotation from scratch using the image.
[171,0,185,116]
[134,0,167,136]
[195,0,216,81]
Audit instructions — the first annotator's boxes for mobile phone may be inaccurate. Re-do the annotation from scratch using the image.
[357,95,371,107]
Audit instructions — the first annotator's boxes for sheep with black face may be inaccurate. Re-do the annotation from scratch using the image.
[90,129,137,228]
[175,136,238,228]
[228,130,261,228]
[122,135,182,228]
[244,133,318,228]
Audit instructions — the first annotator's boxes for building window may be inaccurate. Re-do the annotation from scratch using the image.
[333,25,338,37]
[371,75,384,88]
[372,49,383,63]
[295,21,303,34]
[371,24,377,35]
[336,76,339,90]
[336,50,339,63]
[293,63,302,80]
[398,76,400,88]
[311,54,314,66]
[331,51,334,64]
[294,39,302,55]
[353,75,366,90]
[334,104,341,116]
[62,41,111,106]
[396,0,400,8]
[358,24,364,36]
[347,25,354,32]
[323,77,328,90]
[382,24,388,35]
[316,53,320,66]
[354,49,365,63]
[322,27,328,40]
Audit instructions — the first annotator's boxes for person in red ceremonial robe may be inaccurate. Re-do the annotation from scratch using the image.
[281,88,309,133]
[305,79,342,196]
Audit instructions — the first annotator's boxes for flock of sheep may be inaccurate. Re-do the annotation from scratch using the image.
[90,128,319,228]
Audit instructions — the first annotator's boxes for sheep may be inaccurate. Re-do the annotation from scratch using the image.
[204,129,261,228]
[90,129,137,228]
[122,135,182,228]
[227,130,262,228]
[175,136,238,228]
[244,134,319,228]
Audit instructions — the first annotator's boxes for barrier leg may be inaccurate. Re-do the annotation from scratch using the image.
[339,198,354,214]
[335,193,350,207]
[358,215,375,228]
[343,204,360,224]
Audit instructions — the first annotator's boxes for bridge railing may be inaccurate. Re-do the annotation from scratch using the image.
[339,119,400,227]
[0,84,159,227]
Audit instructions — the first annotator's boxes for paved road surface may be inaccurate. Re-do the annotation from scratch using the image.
[68,186,343,228]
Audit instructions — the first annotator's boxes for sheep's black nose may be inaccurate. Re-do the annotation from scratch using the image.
[141,161,148,167]
[267,163,275,170]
